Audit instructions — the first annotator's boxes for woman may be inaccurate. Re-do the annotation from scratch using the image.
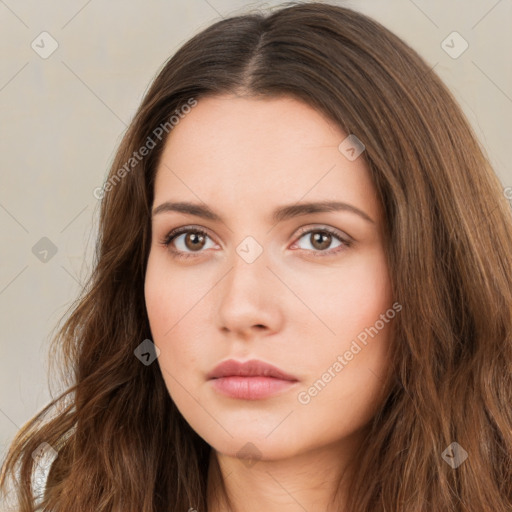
[2,2,511,511]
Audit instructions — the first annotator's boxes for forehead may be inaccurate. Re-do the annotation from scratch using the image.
[153,94,380,221]
[161,94,343,157]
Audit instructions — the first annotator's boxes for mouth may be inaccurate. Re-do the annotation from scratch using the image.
[207,359,299,400]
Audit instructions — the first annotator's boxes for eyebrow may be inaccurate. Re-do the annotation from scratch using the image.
[152,200,375,225]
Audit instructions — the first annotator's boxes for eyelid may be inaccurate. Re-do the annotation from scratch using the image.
[161,224,219,248]
[293,224,353,243]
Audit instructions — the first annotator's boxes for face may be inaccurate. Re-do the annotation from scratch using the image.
[144,94,396,462]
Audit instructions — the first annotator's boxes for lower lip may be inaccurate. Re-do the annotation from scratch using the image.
[209,376,298,400]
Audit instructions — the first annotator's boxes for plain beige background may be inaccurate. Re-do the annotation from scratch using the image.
[1,0,511,466]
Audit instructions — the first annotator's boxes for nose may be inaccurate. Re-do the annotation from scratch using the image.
[216,250,284,339]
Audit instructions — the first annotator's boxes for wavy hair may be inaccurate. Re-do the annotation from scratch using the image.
[2,2,512,510]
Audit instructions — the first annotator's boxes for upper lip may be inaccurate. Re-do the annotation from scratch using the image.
[207,359,298,381]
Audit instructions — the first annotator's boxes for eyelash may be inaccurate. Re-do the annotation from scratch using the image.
[160,225,352,260]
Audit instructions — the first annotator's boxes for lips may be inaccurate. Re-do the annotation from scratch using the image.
[207,359,298,381]
[207,359,299,400]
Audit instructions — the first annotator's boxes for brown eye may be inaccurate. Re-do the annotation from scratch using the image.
[162,227,215,259]
[293,227,351,257]
[309,232,332,251]
[183,231,207,251]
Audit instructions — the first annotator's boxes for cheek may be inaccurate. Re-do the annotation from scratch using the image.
[297,247,394,399]
[144,253,192,339]
[144,253,207,391]
[308,246,393,339]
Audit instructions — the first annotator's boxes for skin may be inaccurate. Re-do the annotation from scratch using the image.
[144,94,395,511]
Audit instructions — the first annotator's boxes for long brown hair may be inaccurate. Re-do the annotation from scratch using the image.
[2,2,512,510]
